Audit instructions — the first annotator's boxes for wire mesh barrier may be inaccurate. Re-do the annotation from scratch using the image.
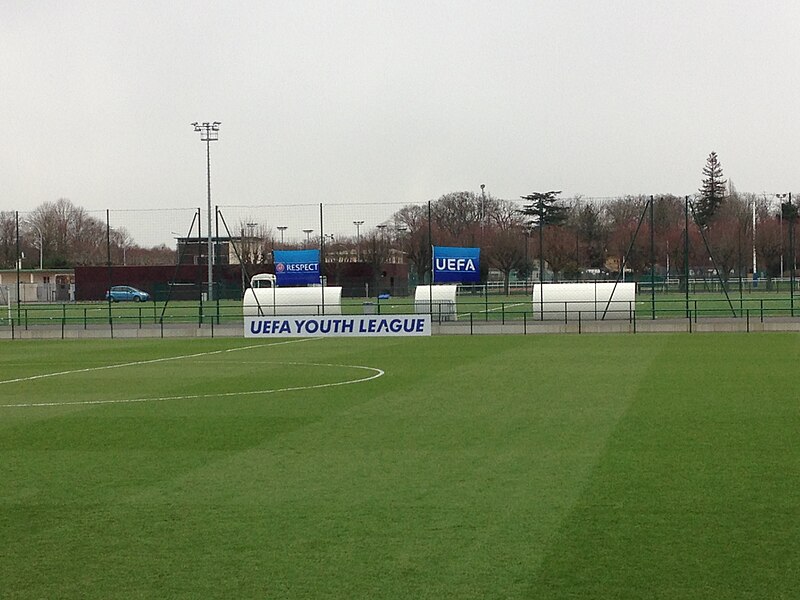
[2,193,800,338]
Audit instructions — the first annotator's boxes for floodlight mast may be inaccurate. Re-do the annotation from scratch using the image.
[191,121,221,302]
[353,220,364,261]
[277,226,288,245]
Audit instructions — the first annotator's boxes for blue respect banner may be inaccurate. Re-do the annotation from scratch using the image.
[273,249,321,286]
[433,246,480,283]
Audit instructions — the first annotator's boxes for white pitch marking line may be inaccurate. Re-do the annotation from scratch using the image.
[2,362,384,408]
[0,337,318,386]
[478,302,527,313]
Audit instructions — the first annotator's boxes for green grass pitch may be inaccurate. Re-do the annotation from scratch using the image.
[1,334,799,598]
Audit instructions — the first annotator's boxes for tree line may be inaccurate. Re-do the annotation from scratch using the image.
[3,153,796,293]
[0,199,175,269]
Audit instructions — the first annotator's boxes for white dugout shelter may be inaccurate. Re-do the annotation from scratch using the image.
[414,285,458,321]
[243,274,342,316]
[531,282,636,320]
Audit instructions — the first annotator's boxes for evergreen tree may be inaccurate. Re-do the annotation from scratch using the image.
[520,191,569,228]
[696,151,727,227]
[520,191,567,281]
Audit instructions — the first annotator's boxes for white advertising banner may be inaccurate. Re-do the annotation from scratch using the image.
[244,315,432,338]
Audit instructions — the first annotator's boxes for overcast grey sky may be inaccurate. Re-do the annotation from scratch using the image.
[4,0,800,215]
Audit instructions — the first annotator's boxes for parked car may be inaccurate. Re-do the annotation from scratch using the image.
[105,285,150,302]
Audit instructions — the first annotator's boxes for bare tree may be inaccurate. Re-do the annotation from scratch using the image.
[126,244,177,266]
[110,227,134,266]
[28,198,107,266]
[485,200,526,293]
[392,204,432,283]
[603,196,647,275]
[704,194,751,283]
[363,227,393,293]
[0,212,17,269]
[431,191,488,244]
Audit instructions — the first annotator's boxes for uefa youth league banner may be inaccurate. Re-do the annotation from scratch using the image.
[433,246,480,283]
[245,315,432,338]
[273,249,320,286]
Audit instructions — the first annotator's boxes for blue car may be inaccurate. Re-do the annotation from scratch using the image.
[106,285,150,302]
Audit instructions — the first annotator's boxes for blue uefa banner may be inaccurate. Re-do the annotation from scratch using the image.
[273,249,321,286]
[433,246,480,283]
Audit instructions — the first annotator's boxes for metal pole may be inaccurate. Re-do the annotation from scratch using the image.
[539,196,544,284]
[15,212,20,325]
[480,183,486,247]
[752,199,757,282]
[428,201,433,315]
[319,203,325,314]
[650,195,655,319]
[192,121,220,302]
[106,209,113,335]
[790,193,795,315]
[206,138,213,301]
[684,196,690,318]
[215,205,220,318]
